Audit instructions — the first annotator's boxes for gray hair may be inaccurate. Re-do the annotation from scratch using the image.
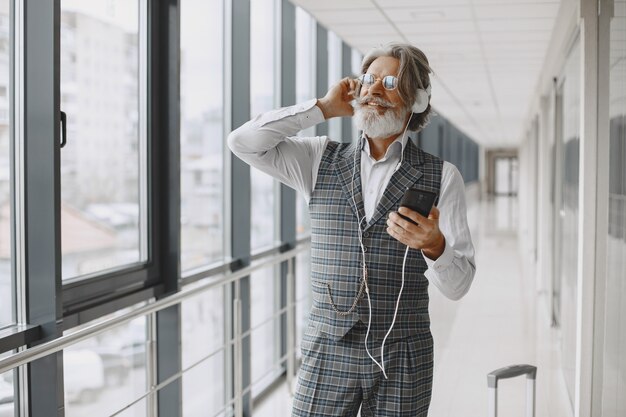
[361,43,433,131]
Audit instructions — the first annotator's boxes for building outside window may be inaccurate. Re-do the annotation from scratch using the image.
[250,0,280,396]
[60,0,146,281]
[250,0,277,251]
[327,30,342,141]
[180,0,225,272]
[0,0,12,330]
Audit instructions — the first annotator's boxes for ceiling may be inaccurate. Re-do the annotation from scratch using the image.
[290,0,562,148]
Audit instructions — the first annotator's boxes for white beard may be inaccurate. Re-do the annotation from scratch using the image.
[353,104,406,140]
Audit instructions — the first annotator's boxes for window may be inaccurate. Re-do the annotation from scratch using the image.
[351,48,361,76]
[63,315,147,416]
[603,1,626,414]
[180,0,225,271]
[0,370,14,417]
[0,0,11,329]
[295,251,311,359]
[249,0,280,398]
[295,8,315,113]
[250,0,277,251]
[60,1,146,280]
[181,286,226,416]
[556,37,580,406]
[250,265,280,394]
[327,31,342,140]
[294,5,316,363]
[351,48,362,140]
[295,7,315,239]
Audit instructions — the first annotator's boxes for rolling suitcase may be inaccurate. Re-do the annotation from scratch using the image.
[487,364,537,417]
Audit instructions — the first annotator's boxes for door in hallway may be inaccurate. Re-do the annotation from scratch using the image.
[494,157,518,196]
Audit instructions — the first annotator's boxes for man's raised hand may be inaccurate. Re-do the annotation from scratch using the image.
[316,77,359,119]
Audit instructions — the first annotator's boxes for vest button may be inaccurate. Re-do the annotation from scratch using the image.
[363,246,368,252]
[363,231,370,238]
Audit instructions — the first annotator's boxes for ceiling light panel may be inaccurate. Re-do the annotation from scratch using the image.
[308,9,383,24]
[471,0,559,4]
[473,2,560,19]
[289,0,375,11]
[375,0,471,7]
[396,20,476,34]
[384,5,473,21]
[347,35,409,46]
[478,17,556,32]
[331,23,397,36]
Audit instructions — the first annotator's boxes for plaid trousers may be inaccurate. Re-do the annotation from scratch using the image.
[292,321,434,417]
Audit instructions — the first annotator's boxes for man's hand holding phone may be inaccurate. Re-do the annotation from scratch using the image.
[386,190,446,260]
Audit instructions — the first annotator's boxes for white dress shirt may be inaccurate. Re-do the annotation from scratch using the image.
[228,99,476,300]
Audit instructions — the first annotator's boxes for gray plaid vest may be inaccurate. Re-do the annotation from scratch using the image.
[308,138,443,342]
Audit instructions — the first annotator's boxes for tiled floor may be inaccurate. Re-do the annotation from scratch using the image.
[253,196,573,417]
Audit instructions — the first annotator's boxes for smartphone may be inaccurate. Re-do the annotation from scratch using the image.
[399,188,438,223]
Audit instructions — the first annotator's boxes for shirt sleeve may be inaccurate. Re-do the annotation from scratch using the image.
[227,99,329,200]
[422,162,476,300]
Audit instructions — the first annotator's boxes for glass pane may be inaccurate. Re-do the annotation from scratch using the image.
[0,0,11,328]
[250,266,279,393]
[603,1,626,415]
[351,48,362,76]
[64,317,147,416]
[295,7,314,239]
[250,173,276,250]
[327,31,342,140]
[250,0,277,250]
[180,0,224,271]
[181,286,225,416]
[351,48,362,142]
[296,8,315,107]
[111,398,146,417]
[0,369,15,417]
[295,251,311,360]
[251,320,280,394]
[60,1,145,280]
[181,285,225,367]
[251,267,275,329]
[296,196,310,239]
[558,37,580,407]
[182,351,225,417]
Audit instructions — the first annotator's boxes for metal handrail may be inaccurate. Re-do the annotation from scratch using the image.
[0,240,311,375]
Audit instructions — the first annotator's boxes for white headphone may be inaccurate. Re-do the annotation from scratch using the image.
[412,83,432,114]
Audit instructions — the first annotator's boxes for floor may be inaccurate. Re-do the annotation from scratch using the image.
[252,196,574,417]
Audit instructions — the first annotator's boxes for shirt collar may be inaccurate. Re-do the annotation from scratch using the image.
[360,131,409,161]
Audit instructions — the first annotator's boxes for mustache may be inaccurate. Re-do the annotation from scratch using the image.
[355,96,396,109]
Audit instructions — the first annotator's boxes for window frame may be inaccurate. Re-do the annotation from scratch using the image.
[56,0,170,328]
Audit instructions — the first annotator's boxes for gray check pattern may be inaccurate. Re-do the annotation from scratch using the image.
[295,139,443,416]
[293,321,434,417]
[307,138,443,342]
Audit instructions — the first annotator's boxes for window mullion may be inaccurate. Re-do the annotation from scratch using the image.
[21,1,63,415]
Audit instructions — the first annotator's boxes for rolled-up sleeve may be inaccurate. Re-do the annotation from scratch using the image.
[422,162,476,300]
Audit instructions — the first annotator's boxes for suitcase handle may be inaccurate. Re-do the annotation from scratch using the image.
[487,364,537,417]
[487,364,537,388]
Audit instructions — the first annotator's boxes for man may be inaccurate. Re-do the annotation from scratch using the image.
[228,43,475,416]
